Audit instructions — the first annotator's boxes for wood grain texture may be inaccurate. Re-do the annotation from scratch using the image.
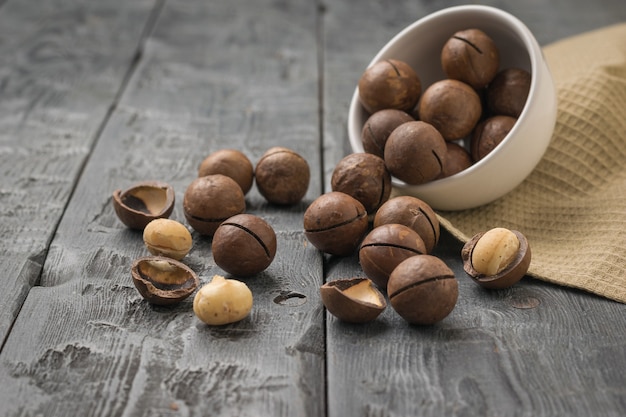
[0,0,159,344]
[0,0,324,416]
[1,0,626,416]
[321,0,626,416]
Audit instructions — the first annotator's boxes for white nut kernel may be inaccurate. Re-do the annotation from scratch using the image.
[471,227,520,276]
[143,218,193,260]
[193,275,253,325]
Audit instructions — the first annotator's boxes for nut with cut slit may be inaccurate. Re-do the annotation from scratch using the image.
[303,191,369,256]
[331,152,391,215]
[131,256,199,306]
[212,214,277,277]
[359,223,426,289]
[320,278,386,323]
[113,181,175,230]
[373,195,440,254]
[461,227,531,289]
[387,255,458,325]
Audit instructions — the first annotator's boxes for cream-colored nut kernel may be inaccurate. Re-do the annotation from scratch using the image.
[471,227,520,276]
[143,218,193,260]
[193,275,253,325]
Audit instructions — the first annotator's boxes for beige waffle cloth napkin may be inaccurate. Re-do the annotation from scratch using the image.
[438,23,626,303]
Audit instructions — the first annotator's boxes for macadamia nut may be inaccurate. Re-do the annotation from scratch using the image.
[193,275,253,326]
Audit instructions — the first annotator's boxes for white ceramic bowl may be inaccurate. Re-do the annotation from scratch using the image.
[348,5,557,211]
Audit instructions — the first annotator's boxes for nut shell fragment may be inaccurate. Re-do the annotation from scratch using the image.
[131,256,199,305]
[113,181,175,230]
[320,278,386,323]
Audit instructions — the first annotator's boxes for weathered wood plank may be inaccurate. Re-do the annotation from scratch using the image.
[321,0,626,416]
[0,0,159,344]
[0,0,324,416]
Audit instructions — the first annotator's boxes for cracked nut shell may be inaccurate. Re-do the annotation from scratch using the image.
[112,181,175,230]
[359,223,427,289]
[387,255,458,325]
[183,174,245,236]
[212,214,277,277]
[461,228,531,289]
[320,278,386,323]
[131,256,199,306]
[384,121,447,185]
[331,153,391,214]
[373,196,440,254]
[358,59,422,114]
[303,191,369,256]
[441,28,500,90]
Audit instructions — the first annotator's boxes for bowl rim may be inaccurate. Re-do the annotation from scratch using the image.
[347,4,547,193]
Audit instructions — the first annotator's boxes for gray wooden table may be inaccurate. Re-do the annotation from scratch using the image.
[1,0,626,416]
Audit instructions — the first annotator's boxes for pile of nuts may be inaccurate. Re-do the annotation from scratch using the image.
[359,28,531,184]
[112,28,534,329]
[310,28,533,325]
[113,147,310,325]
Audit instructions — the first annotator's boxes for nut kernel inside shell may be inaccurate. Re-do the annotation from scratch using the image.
[131,256,199,306]
[462,229,531,289]
[320,278,386,323]
[471,227,520,275]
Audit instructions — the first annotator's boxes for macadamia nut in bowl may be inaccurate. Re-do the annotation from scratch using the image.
[348,5,557,210]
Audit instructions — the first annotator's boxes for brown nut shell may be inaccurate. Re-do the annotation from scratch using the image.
[212,214,277,277]
[417,79,482,141]
[384,121,447,185]
[303,192,369,256]
[373,196,440,254]
[331,153,391,214]
[255,146,310,205]
[361,109,415,158]
[387,255,458,325]
[112,181,175,230]
[461,229,531,289]
[320,278,386,323]
[131,256,199,306]
[359,224,427,289]
[471,115,517,161]
[440,141,473,178]
[183,174,246,236]
[441,28,500,90]
[486,68,531,118]
[358,59,421,114]
[198,149,254,194]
